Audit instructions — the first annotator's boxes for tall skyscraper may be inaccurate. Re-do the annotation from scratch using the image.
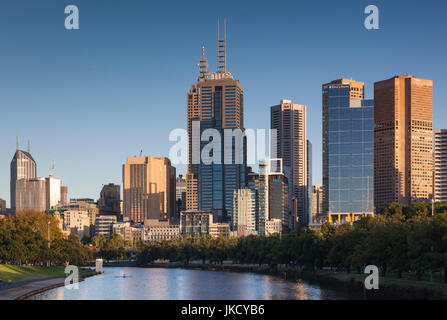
[374,75,433,209]
[98,183,121,217]
[122,156,176,224]
[10,144,37,211]
[186,25,246,224]
[271,100,307,226]
[322,78,374,223]
[435,129,447,203]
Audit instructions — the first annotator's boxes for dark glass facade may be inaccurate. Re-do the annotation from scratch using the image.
[323,83,374,214]
[197,84,246,223]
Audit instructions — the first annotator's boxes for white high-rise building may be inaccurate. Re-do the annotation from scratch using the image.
[46,176,61,209]
[271,100,308,226]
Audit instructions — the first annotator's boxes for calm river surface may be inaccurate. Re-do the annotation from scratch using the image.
[29,267,361,300]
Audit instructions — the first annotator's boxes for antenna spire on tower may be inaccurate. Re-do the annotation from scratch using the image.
[16,135,19,151]
[27,139,30,153]
[199,46,209,79]
[217,18,226,73]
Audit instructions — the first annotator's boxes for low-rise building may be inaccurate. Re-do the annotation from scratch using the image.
[113,221,144,242]
[265,219,282,236]
[95,215,117,238]
[0,198,6,209]
[180,210,213,236]
[53,211,69,236]
[209,223,231,238]
[60,201,99,234]
[63,210,91,239]
[144,223,180,241]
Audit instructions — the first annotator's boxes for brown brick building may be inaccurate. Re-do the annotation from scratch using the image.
[374,75,433,210]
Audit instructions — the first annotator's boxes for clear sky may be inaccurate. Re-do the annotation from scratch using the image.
[1,0,446,206]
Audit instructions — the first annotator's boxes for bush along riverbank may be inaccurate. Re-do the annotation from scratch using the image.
[142,262,446,300]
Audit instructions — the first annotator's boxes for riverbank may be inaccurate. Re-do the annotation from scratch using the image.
[0,265,67,284]
[0,266,98,300]
[143,262,447,300]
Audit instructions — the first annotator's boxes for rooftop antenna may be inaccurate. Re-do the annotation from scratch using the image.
[217,18,226,73]
[27,139,30,153]
[198,46,209,79]
[16,135,19,151]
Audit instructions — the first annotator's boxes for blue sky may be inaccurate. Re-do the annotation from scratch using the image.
[1,0,446,205]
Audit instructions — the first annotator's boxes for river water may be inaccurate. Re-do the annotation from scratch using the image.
[29,267,361,300]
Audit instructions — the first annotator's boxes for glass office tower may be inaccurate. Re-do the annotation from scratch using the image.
[322,79,374,223]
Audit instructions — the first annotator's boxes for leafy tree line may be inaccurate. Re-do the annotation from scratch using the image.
[137,202,447,283]
[83,233,133,262]
[0,211,91,265]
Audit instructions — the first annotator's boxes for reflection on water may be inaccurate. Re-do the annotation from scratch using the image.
[29,267,358,300]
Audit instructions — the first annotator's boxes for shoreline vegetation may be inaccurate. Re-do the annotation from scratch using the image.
[2,203,447,300]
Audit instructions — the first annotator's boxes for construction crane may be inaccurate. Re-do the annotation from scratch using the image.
[49,160,55,177]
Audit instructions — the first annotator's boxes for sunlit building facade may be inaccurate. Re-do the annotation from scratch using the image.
[374,75,433,209]
[122,156,176,225]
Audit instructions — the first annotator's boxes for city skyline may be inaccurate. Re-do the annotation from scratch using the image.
[1,0,447,205]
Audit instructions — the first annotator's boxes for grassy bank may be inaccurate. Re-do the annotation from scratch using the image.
[0,265,94,284]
